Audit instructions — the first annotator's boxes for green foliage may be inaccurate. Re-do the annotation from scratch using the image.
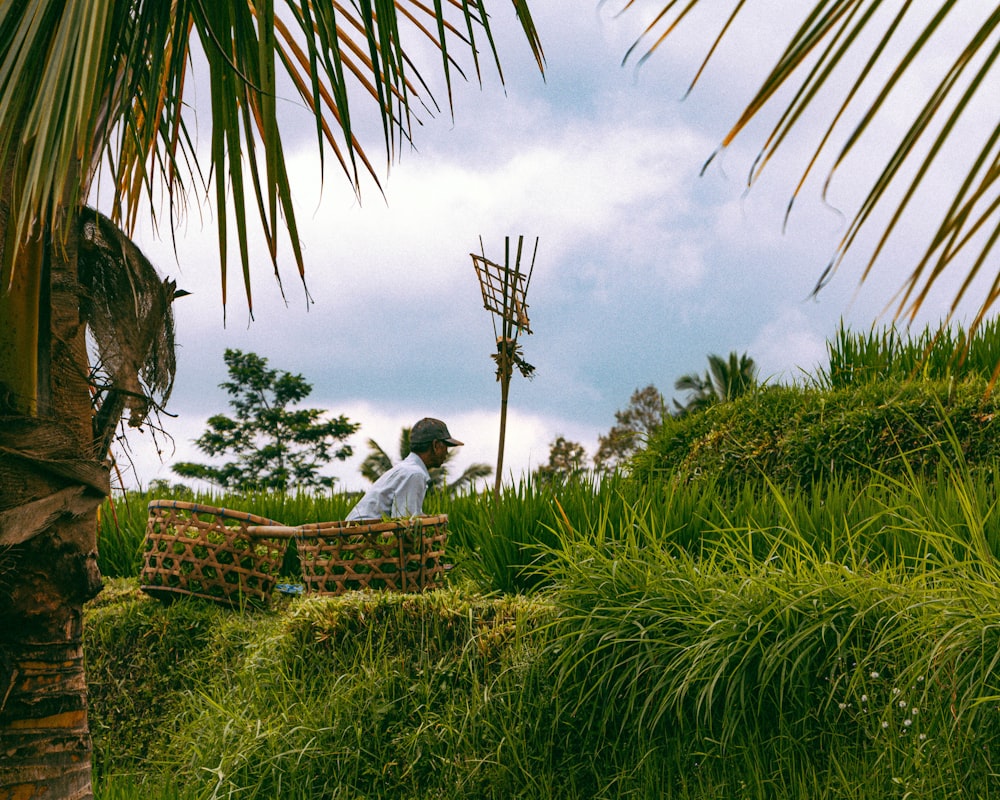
[172,350,358,492]
[0,3,543,307]
[815,318,1000,389]
[634,378,1000,488]
[96,494,156,579]
[145,478,192,498]
[98,454,1000,595]
[440,475,565,594]
[85,581,277,775]
[593,384,665,471]
[88,453,1000,798]
[538,514,1000,798]
[534,435,588,484]
[88,586,554,799]
[673,351,759,415]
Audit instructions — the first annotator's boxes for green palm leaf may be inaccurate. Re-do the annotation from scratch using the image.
[622,2,1000,328]
[0,1,544,308]
[360,437,394,483]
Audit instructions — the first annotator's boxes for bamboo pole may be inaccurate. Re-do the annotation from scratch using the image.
[473,235,535,503]
[494,237,513,502]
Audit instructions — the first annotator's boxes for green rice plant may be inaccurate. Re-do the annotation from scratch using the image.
[93,777,193,800]
[89,520,1000,800]
[89,587,557,799]
[440,475,565,593]
[86,586,273,778]
[815,317,1000,389]
[440,454,1000,595]
[534,458,1000,798]
[97,491,157,578]
[97,443,1000,600]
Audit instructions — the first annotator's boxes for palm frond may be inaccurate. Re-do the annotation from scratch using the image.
[0,1,544,309]
[622,2,1000,329]
[360,437,393,483]
[447,462,493,494]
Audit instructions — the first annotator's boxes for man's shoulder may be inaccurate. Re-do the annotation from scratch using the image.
[383,453,428,479]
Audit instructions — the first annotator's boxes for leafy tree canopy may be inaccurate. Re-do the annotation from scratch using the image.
[535,436,588,484]
[173,349,357,492]
[594,385,666,471]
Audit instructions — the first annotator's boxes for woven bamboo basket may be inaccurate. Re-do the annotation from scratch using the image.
[252,514,448,596]
[140,500,287,606]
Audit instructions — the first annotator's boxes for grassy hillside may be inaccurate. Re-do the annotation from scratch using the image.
[87,321,1000,797]
[88,581,557,799]
[634,377,1000,488]
[88,495,1000,799]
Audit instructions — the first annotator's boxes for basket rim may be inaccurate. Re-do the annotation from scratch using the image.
[248,513,448,539]
[147,498,284,527]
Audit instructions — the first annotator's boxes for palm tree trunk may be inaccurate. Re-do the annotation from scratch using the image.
[0,183,108,798]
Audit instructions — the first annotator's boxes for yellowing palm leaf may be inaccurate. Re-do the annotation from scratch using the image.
[0,1,544,310]
[621,1,999,329]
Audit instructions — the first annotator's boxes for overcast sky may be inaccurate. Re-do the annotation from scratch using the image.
[111,2,998,493]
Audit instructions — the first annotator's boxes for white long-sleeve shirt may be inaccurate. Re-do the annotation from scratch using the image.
[346,452,431,520]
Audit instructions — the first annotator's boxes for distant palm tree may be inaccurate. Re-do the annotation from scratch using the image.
[362,427,492,495]
[674,351,758,415]
[673,371,715,416]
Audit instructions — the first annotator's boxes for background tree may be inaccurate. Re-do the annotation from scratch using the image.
[146,478,193,499]
[172,350,357,492]
[0,4,543,796]
[535,436,589,484]
[673,352,759,415]
[594,385,666,471]
[362,427,493,496]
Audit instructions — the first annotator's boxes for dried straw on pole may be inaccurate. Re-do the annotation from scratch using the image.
[471,236,537,501]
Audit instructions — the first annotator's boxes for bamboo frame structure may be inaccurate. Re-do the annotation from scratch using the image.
[471,236,537,501]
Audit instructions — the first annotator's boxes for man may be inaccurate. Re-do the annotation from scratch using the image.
[346,417,463,520]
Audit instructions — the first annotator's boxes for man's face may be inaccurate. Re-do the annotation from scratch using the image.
[428,439,450,468]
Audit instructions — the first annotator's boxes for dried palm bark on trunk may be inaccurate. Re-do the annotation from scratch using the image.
[0,218,108,799]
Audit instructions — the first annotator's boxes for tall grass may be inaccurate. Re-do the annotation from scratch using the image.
[89,453,1000,798]
[536,469,1000,797]
[88,586,557,800]
[98,459,1000,598]
[815,317,1000,388]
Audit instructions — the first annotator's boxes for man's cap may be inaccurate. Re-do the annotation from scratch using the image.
[411,417,463,447]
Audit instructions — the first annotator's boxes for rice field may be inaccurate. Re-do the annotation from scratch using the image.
[89,457,1000,798]
[88,320,1000,798]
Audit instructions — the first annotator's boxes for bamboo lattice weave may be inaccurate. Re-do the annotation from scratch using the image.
[286,515,448,595]
[140,500,286,606]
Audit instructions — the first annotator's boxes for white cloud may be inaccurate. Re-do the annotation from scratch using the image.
[277,117,711,301]
[749,308,830,383]
[111,2,1000,495]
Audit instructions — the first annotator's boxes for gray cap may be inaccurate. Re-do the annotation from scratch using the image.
[410,417,463,447]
